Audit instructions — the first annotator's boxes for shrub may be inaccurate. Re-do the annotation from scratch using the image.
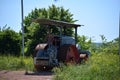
[53,53,120,80]
[0,27,21,56]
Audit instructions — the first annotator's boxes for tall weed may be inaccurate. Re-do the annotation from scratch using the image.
[53,53,120,80]
[0,55,34,71]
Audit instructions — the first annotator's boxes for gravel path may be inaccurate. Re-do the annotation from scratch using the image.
[0,70,53,80]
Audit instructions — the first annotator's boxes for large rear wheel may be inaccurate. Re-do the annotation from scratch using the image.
[58,44,80,64]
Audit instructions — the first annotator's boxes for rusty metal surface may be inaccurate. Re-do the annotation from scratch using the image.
[57,44,79,63]
[35,44,48,50]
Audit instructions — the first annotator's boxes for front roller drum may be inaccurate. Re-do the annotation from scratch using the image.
[33,44,53,71]
[34,65,53,71]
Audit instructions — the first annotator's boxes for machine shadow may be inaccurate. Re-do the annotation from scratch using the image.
[25,71,53,76]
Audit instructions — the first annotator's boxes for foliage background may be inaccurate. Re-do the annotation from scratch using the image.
[0,25,21,56]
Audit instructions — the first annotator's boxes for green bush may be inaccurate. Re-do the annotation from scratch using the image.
[0,27,21,56]
[53,53,120,80]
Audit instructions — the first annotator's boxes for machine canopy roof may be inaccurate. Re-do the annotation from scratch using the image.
[33,18,83,28]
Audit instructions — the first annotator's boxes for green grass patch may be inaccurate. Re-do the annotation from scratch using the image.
[0,55,34,71]
[53,53,120,80]
[0,53,119,80]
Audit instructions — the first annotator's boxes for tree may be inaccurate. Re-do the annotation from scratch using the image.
[95,35,119,54]
[24,4,77,55]
[77,35,92,50]
[101,37,119,54]
[0,26,21,56]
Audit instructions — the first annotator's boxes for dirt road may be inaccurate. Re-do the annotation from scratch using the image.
[0,70,53,80]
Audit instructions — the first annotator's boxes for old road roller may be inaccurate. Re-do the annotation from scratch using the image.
[32,18,90,71]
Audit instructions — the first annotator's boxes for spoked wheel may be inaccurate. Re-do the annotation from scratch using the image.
[58,44,80,64]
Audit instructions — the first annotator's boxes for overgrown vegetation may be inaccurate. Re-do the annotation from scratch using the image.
[0,56,34,71]
[0,25,21,56]
[90,35,119,55]
[52,35,119,80]
[53,53,120,80]
[77,35,91,50]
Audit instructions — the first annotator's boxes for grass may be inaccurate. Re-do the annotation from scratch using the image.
[53,53,120,80]
[0,53,119,80]
[0,55,34,71]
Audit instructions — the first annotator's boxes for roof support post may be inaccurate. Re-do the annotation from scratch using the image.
[47,25,51,47]
[63,27,66,35]
[75,27,77,45]
[60,26,62,46]
[48,25,51,35]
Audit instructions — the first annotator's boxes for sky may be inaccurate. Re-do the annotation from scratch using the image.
[0,0,119,42]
